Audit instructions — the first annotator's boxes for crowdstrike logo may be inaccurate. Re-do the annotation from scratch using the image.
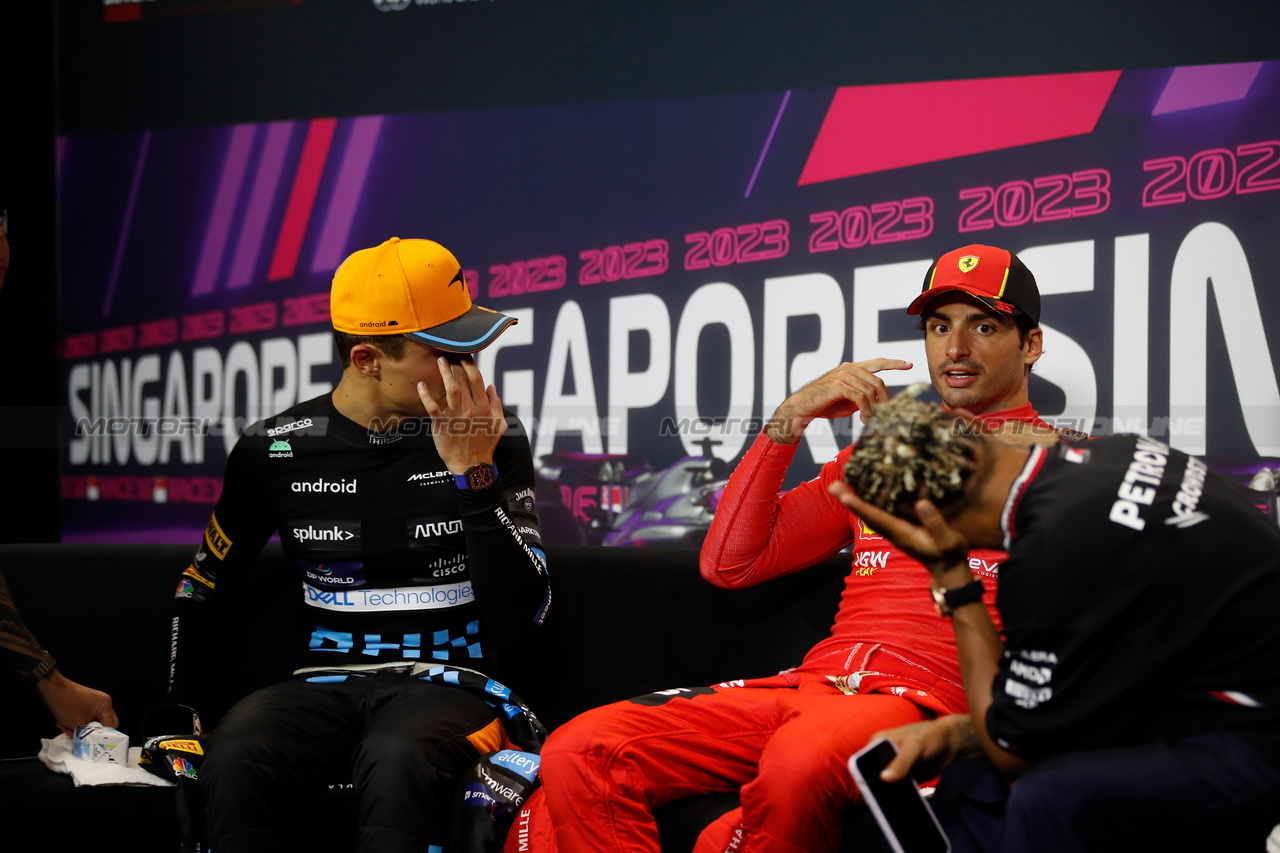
[291,477,358,494]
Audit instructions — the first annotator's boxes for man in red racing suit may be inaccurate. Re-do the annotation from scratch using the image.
[511,245,1076,853]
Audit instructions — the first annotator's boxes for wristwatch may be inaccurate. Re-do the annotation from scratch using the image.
[930,579,985,618]
[24,651,57,683]
[454,462,498,491]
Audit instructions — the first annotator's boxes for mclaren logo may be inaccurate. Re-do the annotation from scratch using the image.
[958,255,980,273]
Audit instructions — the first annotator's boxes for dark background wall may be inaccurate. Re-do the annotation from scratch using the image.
[5,0,1280,542]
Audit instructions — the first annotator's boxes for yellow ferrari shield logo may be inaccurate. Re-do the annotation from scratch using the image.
[958,255,980,273]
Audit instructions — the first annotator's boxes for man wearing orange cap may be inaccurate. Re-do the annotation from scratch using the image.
[168,238,550,853]
[518,245,1070,853]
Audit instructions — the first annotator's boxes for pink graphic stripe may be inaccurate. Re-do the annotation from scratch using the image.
[744,91,790,199]
[799,71,1122,185]
[268,117,338,281]
[310,115,384,274]
[228,121,295,289]
[1152,62,1263,115]
[103,130,151,317]
[192,124,257,295]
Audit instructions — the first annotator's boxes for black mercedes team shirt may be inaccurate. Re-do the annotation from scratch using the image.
[168,393,549,703]
[988,435,1280,764]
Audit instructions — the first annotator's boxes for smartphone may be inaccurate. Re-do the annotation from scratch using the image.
[848,738,951,853]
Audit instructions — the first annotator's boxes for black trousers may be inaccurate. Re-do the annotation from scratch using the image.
[201,673,500,853]
[932,730,1280,853]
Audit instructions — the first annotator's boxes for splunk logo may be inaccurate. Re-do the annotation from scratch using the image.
[290,520,361,550]
[291,477,357,494]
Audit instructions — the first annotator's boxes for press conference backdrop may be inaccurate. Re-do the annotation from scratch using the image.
[55,3,1280,542]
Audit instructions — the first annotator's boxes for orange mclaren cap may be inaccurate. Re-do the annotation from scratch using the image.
[907,244,1040,325]
[330,237,516,353]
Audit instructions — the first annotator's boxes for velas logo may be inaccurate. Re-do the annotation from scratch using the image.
[958,255,980,273]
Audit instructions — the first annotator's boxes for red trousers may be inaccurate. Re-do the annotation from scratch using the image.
[508,677,929,853]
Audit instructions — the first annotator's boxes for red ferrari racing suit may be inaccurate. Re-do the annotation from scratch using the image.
[515,405,1052,853]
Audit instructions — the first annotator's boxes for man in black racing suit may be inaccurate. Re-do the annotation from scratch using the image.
[168,237,550,853]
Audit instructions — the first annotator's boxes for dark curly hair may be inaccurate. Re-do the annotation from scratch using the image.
[843,384,979,519]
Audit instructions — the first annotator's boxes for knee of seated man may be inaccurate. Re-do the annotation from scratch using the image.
[1004,760,1109,826]
[204,728,286,774]
[540,702,655,785]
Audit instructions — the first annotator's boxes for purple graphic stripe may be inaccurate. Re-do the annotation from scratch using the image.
[102,130,151,317]
[192,124,257,296]
[1152,62,1263,115]
[311,115,385,273]
[745,91,791,199]
[228,121,295,289]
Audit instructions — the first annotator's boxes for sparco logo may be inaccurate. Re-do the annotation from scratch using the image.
[268,418,313,437]
[291,477,357,494]
[293,525,356,542]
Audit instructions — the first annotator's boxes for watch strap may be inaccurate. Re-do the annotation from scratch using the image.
[25,651,57,683]
[454,462,499,491]
[931,578,985,617]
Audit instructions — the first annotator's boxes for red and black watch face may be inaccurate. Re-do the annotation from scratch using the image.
[466,464,497,490]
